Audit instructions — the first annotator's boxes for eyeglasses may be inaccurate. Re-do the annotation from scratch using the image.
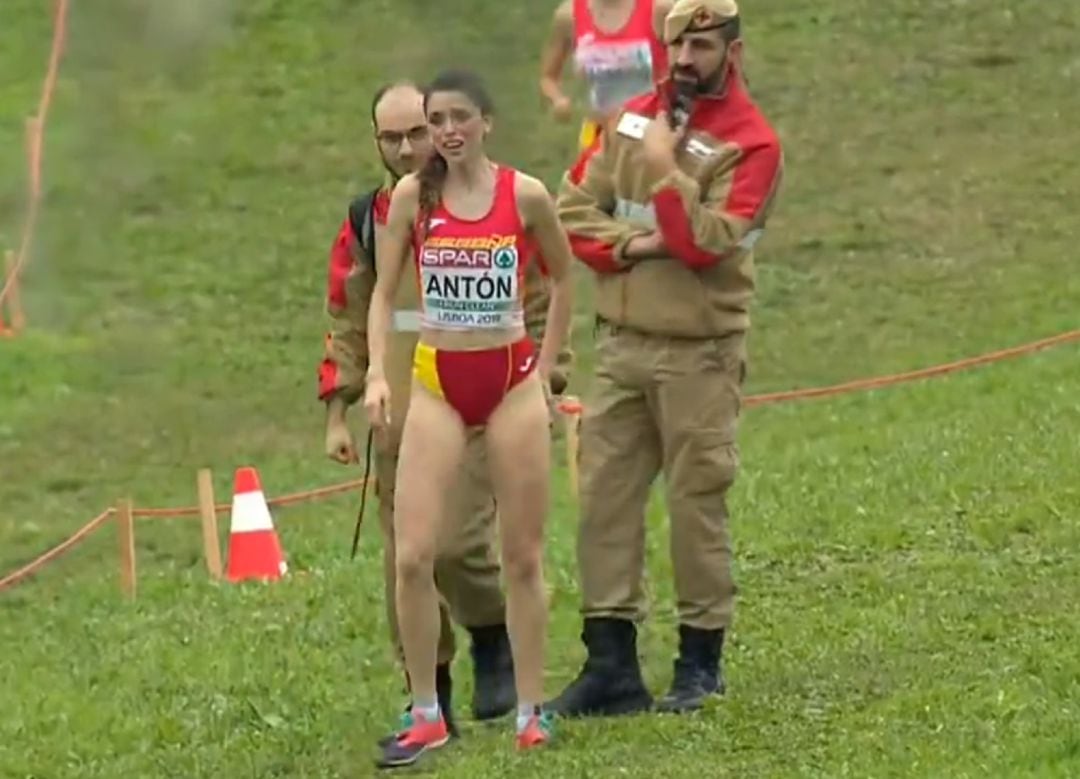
[376,125,429,147]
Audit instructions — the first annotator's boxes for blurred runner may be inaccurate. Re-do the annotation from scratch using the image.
[539,0,671,149]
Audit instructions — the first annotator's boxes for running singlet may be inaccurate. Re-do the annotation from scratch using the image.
[572,0,669,117]
[413,165,534,332]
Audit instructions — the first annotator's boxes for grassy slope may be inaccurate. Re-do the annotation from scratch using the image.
[2,0,1079,775]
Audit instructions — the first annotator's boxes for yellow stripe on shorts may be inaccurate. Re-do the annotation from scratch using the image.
[412,342,444,399]
[578,119,601,151]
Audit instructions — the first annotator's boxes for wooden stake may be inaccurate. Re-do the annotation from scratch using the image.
[4,251,25,332]
[197,468,223,580]
[116,499,136,599]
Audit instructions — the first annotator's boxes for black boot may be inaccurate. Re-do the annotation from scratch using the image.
[468,624,516,720]
[546,618,653,718]
[436,662,460,737]
[377,663,458,747]
[655,625,726,714]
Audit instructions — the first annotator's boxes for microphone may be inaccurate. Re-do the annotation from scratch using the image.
[668,77,697,134]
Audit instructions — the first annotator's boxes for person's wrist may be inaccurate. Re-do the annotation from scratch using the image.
[326,394,348,420]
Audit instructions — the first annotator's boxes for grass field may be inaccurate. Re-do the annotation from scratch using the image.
[2,0,1080,775]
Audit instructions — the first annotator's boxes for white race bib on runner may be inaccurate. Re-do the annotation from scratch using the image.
[419,234,523,330]
[575,37,655,116]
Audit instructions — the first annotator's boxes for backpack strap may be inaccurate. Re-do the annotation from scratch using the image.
[347,186,382,274]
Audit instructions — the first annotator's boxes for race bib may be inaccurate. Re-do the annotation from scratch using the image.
[575,38,654,115]
[419,235,521,330]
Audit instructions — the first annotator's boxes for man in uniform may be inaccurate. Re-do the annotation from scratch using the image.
[317,81,573,734]
[548,0,783,716]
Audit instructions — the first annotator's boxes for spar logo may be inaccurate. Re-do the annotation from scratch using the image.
[493,246,516,270]
[421,234,518,269]
[577,39,653,74]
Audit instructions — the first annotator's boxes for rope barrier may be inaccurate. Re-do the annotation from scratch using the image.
[744,328,1080,407]
[128,477,366,519]
[4,324,1077,595]
[0,509,114,592]
[0,0,69,322]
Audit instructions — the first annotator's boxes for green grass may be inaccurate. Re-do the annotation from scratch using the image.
[2,0,1080,775]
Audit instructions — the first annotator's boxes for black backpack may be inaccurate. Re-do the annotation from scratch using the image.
[347,186,381,274]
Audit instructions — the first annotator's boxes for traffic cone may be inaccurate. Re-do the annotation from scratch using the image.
[225,466,288,583]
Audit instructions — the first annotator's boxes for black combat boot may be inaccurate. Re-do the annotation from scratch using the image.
[546,618,653,717]
[436,662,460,737]
[468,624,517,720]
[655,625,726,714]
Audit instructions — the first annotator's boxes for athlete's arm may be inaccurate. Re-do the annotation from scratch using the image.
[521,259,573,394]
[649,130,784,269]
[652,0,674,41]
[518,175,574,386]
[521,259,550,346]
[366,175,418,381]
[539,0,575,117]
[556,129,655,274]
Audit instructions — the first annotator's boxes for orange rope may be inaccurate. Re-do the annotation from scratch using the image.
[129,478,366,518]
[4,326,1077,595]
[0,508,113,592]
[0,0,69,315]
[0,480,370,592]
[744,328,1080,407]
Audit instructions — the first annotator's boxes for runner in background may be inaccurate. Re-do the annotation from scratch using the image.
[539,0,671,150]
[317,81,569,742]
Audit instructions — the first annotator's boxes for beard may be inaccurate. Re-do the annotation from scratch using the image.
[672,57,728,95]
[377,147,414,182]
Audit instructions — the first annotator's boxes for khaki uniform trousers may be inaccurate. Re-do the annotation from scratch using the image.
[577,320,746,630]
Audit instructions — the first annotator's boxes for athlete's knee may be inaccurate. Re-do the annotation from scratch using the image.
[501,539,543,587]
[395,536,436,585]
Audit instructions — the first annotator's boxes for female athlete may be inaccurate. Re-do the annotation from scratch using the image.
[364,68,574,768]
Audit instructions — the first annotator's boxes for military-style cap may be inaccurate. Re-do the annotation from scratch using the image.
[663,0,739,43]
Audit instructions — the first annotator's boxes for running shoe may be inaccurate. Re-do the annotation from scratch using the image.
[375,708,450,769]
[515,708,555,751]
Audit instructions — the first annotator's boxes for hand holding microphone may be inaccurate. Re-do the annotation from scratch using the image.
[643,75,697,178]
[668,75,698,135]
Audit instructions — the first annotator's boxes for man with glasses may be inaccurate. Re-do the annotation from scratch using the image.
[316,80,570,736]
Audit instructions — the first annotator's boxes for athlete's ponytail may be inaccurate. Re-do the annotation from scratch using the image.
[418,68,495,237]
[417,151,448,238]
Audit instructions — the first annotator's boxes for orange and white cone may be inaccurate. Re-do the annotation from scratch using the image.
[225,466,288,583]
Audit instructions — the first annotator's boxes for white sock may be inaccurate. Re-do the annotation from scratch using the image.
[412,696,439,722]
[516,703,538,732]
